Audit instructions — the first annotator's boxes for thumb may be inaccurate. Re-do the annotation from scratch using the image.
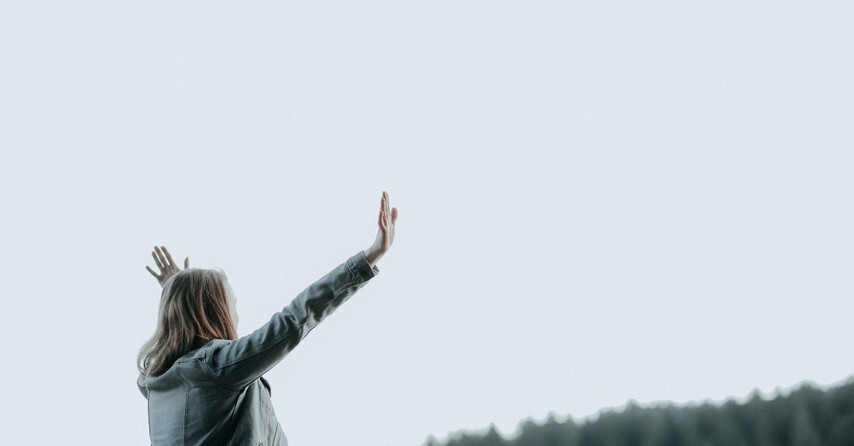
[184,257,190,269]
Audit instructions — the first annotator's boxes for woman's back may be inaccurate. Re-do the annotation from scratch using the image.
[139,342,285,446]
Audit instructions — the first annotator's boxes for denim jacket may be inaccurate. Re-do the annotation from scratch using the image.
[137,251,380,446]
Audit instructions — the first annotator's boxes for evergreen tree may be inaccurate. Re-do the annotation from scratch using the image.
[480,424,508,446]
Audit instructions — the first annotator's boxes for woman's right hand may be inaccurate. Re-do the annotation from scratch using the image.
[364,191,398,267]
[146,245,189,288]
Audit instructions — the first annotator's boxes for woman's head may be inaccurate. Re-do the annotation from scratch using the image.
[138,268,238,376]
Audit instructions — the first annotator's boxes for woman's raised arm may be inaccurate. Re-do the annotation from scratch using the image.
[203,191,398,389]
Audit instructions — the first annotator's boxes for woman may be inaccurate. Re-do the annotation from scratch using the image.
[137,191,398,446]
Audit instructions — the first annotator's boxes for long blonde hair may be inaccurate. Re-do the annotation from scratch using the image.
[138,268,237,376]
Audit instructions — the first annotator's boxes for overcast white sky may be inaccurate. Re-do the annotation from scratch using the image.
[1,1,853,445]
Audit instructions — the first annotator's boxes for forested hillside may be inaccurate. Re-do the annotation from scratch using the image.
[424,378,854,446]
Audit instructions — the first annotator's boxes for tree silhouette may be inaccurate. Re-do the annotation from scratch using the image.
[423,377,854,446]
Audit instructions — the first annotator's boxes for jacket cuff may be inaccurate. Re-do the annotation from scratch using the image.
[348,250,379,283]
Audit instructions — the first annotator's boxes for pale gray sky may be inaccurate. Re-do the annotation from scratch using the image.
[1,1,853,445]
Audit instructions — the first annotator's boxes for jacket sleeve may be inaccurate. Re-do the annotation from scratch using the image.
[203,250,379,390]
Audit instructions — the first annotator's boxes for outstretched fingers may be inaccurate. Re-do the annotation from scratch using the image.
[384,191,389,215]
[146,265,160,279]
[377,192,397,231]
[378,192,388,229]
[161,246,176,268]
[151,249,165,270]
[146,245,188,288]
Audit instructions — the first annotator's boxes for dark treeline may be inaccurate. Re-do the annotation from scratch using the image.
[423,378,854,446]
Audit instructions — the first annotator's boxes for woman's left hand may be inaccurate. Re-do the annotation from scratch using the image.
[146,245,189,288]
[364,191,398,267]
